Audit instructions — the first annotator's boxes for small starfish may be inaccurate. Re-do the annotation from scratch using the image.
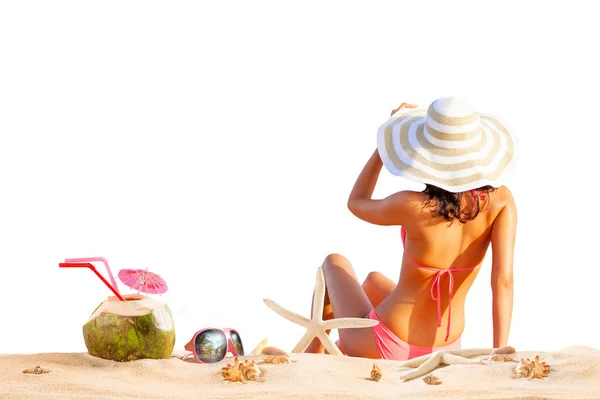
[396,348,494,381]
[263,267,379,356]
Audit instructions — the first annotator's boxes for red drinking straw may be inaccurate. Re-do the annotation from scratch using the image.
[64,257,120,292]
[59,261,125,301]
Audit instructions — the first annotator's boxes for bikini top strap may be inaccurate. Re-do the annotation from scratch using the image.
[400,226,480,341]
[401,226,480,270]
[401,227,430,269]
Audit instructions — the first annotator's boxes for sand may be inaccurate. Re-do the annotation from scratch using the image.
[1,346,599,400]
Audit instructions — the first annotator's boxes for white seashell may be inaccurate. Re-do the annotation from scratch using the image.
[260,346,292,364]
[488,346,517,362]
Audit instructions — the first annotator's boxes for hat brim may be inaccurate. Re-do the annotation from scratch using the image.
[377,108,517,193]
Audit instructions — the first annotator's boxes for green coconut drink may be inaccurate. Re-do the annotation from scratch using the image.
[83,293,176,361]
[59,258,176,362]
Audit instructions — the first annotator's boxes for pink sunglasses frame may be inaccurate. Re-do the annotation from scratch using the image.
[184,327,244,363]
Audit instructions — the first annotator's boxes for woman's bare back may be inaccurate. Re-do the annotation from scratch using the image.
[375,186,516,347]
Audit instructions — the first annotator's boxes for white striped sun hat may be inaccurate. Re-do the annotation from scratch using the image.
[377,96,517,193]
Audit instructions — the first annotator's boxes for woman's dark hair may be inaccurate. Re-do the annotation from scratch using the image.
[423,184,496,224]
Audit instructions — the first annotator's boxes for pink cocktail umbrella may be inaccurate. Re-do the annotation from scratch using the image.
[118,268,168,295]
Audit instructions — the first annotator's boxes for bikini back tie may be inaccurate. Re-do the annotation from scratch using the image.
[401,227,478,341]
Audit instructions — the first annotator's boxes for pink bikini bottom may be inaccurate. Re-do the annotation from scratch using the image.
[367,309,461,360]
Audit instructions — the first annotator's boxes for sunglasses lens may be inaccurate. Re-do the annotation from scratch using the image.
[194,329,227,363]
[230,330,244,356]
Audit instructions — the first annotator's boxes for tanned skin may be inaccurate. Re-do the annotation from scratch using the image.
[306,103,517,359]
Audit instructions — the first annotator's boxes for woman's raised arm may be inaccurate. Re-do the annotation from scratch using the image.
[346,149,412,226]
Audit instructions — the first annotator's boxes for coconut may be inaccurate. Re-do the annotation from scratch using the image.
[82,293,175,362]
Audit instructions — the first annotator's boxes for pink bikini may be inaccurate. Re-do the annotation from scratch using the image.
[368,226,479,361]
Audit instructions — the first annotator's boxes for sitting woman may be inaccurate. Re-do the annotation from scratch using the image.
[306,96,517,360]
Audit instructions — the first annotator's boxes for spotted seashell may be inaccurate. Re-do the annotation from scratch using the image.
[23,366,50,374]
[423,374,442,385]
[370,363,382,382]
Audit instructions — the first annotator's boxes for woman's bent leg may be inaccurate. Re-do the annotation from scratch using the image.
[362,271,396,308]
[342,271,395,357]
[305,253,380,358]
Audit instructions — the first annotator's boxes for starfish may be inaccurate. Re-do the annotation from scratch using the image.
[396,348,494,381]
[263,267,379,356]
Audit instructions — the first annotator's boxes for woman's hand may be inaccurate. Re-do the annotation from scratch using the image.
[390,102,418,116]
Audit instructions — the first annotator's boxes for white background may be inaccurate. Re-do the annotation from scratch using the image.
[1,1,598,356]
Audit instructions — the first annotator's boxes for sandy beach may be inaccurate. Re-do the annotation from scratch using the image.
[2,345,599,400]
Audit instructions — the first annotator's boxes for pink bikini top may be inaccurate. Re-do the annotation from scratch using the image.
[400,226,479,341]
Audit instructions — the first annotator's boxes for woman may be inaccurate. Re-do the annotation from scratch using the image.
[306,96,517,360]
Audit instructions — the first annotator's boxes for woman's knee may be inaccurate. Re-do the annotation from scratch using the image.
[362,271,388,290]
[321,253,352,271]
[362,271,395,307]
[364,271,385,284]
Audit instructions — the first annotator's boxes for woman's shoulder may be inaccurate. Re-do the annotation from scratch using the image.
[390,190,430,209]
[487,186,517,226]
[491,186,516,208]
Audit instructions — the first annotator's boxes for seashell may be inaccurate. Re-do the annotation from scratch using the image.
[22,366,50,374]
[249,338,269,356]
[370,364,382,382]
[488,346,517,362]
[240,359,262,381]
[514,355,551,380]
[221,357,262,383]
[260,346,292,364]
[423,374,442,385]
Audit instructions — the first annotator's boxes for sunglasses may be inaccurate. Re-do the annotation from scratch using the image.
[184,328,245,363]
